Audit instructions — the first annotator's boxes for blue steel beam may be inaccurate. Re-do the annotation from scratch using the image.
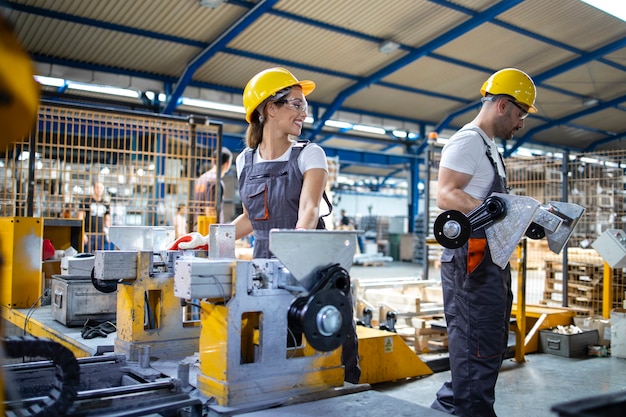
[436,35,626,140]
[309,1,523,140]
[430,0,626,73]
[585,130,626,152]
[162,0,280,114]
[12,0,624,154]
[21,0,610,141]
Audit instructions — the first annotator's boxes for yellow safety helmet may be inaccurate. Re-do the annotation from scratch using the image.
[243,67,315,123]
[480,68,537,113]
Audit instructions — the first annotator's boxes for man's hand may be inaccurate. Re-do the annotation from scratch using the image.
[168,232,209,250]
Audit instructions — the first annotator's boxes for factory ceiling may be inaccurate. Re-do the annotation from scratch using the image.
[3,0,626,180]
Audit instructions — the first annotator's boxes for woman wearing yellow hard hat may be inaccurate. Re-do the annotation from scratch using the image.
[233,67,326,255]
[232,67,360,384]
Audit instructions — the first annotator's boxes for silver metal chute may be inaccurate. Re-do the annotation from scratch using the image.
[108,226,175,251]
[269,229,358,292]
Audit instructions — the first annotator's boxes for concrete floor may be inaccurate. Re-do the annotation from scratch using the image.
[350,261,626,417]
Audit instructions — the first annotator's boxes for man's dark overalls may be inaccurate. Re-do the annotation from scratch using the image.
[239,142,361,384]
[431,128,514,417]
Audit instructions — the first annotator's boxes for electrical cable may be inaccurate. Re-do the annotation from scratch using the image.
[3,336,80,417]
[23,288,51,336]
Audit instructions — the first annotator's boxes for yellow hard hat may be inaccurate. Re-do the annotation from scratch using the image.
[243,67,315,123]
[480,68,537,113]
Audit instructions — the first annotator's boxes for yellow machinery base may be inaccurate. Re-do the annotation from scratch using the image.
[356,326,433,384]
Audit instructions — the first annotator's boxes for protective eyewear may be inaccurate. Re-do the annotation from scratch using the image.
[507,99,529,120]
[276,98,308,114]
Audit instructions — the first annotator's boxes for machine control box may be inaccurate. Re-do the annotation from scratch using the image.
[591,229,626,269]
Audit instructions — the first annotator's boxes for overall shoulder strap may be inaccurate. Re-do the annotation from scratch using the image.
[295,140,333,218]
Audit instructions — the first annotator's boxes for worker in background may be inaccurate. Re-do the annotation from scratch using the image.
[339,209,354,228]
[192,148,232,231]
[78,180,112,252]
[231,67,360,384]
[430,68,538,417]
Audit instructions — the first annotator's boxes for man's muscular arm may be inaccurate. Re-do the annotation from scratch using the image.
[437,167,483,214]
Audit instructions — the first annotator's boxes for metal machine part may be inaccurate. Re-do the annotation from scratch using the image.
[287,263,352,352]
[2,337,202,416]
[434,193,584,269]
[269,229,357,291]
[592,229,626,268]
[173,229,359,409]
[92,226,206,360]
[3,336,79,417]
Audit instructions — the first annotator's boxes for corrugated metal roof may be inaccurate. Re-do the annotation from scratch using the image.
[3,0,626,179]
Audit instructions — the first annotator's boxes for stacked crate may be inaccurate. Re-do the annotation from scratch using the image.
[541,260,625,316]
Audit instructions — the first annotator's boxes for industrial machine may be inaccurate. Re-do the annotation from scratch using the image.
[91,226,203,361]
[2,336,202,416]
[173,226,358,413]
[592,229,626,269]
[433,192,585,265]
[2,226,441,416]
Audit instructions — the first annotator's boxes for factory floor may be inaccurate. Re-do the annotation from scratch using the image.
[350,261,626,417]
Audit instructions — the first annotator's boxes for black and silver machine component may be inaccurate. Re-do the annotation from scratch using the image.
[434,192,585,268]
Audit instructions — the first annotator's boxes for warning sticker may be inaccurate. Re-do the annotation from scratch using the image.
[384,337,393,353]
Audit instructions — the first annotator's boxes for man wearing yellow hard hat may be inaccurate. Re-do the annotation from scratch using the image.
[431,68,537,417]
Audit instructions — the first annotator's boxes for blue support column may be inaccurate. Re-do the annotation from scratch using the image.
[155,132,167,227]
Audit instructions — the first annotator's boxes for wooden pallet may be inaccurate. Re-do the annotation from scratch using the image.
[541,260,625,317]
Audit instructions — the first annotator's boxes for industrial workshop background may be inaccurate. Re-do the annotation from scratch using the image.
[2,104,625,318]
[0,103,223,240]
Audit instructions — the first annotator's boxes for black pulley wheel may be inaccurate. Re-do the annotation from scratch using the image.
[290,288,350,352]
[434,210,471,249]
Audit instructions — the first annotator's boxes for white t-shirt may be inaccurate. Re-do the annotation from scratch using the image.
[236,140,328,179]
[439,124,506,200]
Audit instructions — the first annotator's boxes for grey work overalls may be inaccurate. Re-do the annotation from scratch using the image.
[238,142,361,383]
[432,128,513,417]
[239,142,305,259]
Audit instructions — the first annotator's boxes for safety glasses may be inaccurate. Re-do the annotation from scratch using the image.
[507,99,529,120]
[275,98,308,114]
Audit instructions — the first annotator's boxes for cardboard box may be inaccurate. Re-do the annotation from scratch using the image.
[540,329,599,358]
[611,308,626,359]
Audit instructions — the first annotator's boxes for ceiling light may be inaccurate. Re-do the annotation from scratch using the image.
[583,97,599,106]
[353,124,386,135]
[181,98,245,114]
[67,82,139,98]
[325,120,353,129]
[379,40,400,54]
[35,75,65,87]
